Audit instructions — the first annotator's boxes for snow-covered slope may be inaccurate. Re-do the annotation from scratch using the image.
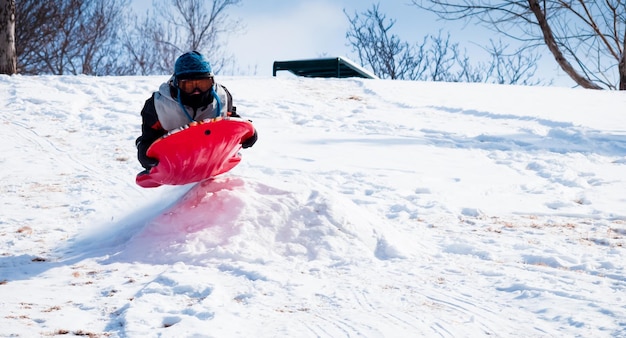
[1,74,625,337]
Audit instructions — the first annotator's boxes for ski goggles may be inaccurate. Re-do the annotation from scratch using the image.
[178,77,214,94]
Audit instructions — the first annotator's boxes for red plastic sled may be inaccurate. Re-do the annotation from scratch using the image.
[136,117,255,188]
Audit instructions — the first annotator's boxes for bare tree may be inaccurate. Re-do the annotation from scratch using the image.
[121,12,175,75]
[0,0,15,74]
[412,0,625,90]
[77,0,128,75]
[125,0,242,75]
[345,4,541,84]
[345,4,427,80]
[482,40,543,85]
[15,0,129,75]
[426,31,460,82]
[14,1,55,74]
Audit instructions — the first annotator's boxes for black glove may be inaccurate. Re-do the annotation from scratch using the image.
[242,129,258,149]
[230,106,241,118]
[136,138,159,169]
[139,152,158,169]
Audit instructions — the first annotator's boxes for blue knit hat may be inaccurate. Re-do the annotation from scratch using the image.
[174,51,213,79]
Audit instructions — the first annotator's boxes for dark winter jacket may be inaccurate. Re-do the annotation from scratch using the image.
[136,77,251,169]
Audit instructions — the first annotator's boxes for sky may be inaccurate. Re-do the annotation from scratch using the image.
[1,73,625,336]
[132,0,573,86]
[226,0,440,74]
[228,0,512,74]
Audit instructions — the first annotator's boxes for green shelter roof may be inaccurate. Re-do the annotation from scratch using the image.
[272,57,378,79]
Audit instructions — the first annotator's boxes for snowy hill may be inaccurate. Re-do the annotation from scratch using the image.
[1,74,625,337]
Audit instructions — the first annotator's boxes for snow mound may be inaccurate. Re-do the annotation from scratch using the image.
[88,177,411,266]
